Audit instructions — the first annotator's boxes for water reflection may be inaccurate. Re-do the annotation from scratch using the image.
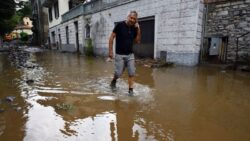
[15,52,165,141]
[0,51,250,141]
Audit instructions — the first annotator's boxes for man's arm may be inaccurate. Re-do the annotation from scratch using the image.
[134,23,141,44]
[109,32,116,58]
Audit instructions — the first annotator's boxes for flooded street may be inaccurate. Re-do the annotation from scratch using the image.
[0,49,250,141]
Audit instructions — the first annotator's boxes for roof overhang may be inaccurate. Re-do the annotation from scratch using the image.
[203,0,241,4]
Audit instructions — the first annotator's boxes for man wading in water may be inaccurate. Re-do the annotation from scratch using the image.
[108,10,141,96]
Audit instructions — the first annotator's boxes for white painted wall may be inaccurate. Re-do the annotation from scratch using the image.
[23,17,33,27]
[16,29,33,35]
[49,0,70,28]
[49,0,204,65]
[87,0,204,65]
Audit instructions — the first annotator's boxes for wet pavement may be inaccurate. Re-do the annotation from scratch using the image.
[0,48,250,141]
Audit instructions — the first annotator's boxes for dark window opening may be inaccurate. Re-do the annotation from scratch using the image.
[68,0,81,10]
[54,2,59,19]
[66,26,69,44]
[51,31,56,44]
[85,24,90,38]
[68,0,73,10]
[49,7,53,22]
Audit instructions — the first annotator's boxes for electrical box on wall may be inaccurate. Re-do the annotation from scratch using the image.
[209,38,221,55]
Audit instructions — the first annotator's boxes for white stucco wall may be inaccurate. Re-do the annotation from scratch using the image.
[88,0,204,65]
[49,0,70,28]
[49,0,204,66]
[16,29,33,35]
[23,17,33,27]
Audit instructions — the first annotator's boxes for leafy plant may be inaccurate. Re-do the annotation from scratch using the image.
[85,38,93,56]
[0,0,16,36]
[55,103,74,111]
[20,32,29,41]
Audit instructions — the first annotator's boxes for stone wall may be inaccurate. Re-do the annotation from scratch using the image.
[204,0,250,63]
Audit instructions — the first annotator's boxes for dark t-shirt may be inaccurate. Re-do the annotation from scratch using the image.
[113,21,137,55]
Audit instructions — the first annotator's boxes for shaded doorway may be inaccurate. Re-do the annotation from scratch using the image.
[201,37,228,64]
[133,17,155,58]
[74,21,80,53]
[58,29,61,50]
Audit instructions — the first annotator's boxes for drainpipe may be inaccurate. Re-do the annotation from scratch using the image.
[200,2,208,63]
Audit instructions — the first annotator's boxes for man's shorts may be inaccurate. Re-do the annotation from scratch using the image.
[114,54,135,77]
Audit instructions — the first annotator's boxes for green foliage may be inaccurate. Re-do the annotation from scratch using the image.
[0,15,20,36]
[0,1,32,36]
[0,0,16,36]
[85,38,93,56]
[20,32,29,41]
[16,1,32,18]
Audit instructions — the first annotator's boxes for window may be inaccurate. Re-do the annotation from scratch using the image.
[68,0,73,10]
[54,2,59,19]
[58,29,61,44]
[66,26,69,44]
[49,7,53,22]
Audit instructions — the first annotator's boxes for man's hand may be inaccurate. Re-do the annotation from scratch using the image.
[134,22,141,44]
[135,22,140,29]
[106,56,113,62]
[109,52,113,59]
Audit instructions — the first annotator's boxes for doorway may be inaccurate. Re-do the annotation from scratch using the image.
[58,29,61,50]
[74,21,80,53]
[133,17,155,58]
[201,37,228,63]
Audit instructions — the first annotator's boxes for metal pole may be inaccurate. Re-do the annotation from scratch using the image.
[234,31,250,69]
[235,38,239,69]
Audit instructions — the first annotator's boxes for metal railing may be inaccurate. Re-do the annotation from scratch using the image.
[234,31,250,67]
[62,4,85,22]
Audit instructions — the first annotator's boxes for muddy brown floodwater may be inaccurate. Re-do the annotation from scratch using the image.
[0,50,250,141]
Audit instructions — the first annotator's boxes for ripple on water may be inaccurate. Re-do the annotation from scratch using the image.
[85,77,155,104]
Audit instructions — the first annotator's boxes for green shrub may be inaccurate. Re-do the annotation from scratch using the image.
[20,32,29,41]
[85,38,93,56]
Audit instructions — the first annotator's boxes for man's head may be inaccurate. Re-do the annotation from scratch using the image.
[126,11,138,26]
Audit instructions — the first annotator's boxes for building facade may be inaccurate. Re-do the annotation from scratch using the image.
[14,17,33,37]
[43,0,74,50]
[44,0,204,66]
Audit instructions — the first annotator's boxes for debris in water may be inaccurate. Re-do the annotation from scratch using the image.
[0,109,4,113]
[5,96,15,102]
[55,103,73,111]
[26,79,34,84]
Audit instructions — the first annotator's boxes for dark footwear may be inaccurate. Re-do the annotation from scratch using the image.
[128,89,134,96]
[110,80,116,89]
